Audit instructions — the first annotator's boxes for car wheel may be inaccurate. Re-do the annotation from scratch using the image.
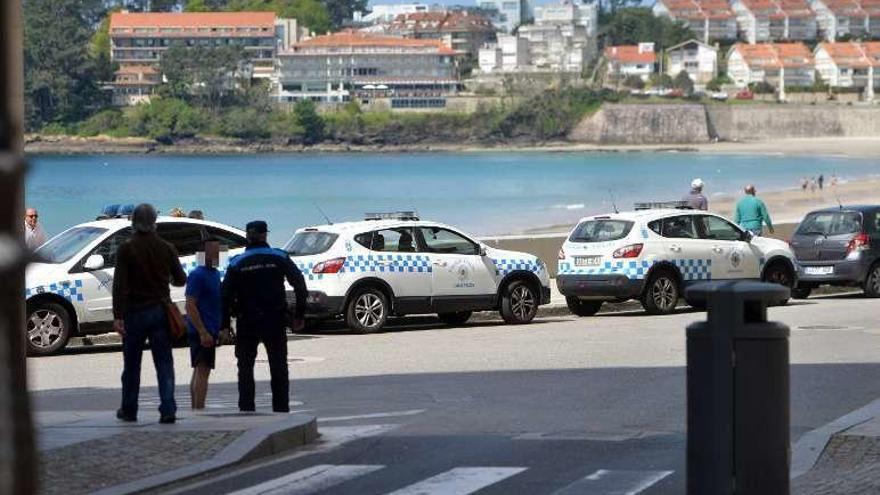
[641,270,679,315]
[864,263,880,298]
[762,263,794,305]
[345,287,389,334]
[26,302,72,356]
[500,280,538,324]
[791,286,812,300]
[565,297,602,317]
[437,311,472,326]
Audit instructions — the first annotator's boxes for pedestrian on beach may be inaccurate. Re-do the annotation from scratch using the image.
[170,207,186,218]
[831,175,838,188]
[734,185,774,237]
[188,209,204,220]
[682,178,708,210]
[801,177,808,192]
[810,177,818,194]
[24,207,47,250]
[818,174,824,190]
[113,203,187,424]
[186,239,223,411]
[221,221,308,413]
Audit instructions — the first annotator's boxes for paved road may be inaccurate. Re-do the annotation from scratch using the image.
[30,293,880,494]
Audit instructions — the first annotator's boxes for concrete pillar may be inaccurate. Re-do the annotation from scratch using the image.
[704,18,710,44]
[778,65,786,102]
[868,65,875,102]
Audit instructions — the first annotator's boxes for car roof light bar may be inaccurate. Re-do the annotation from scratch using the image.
[633,201,693,211]
[364,211,420,221]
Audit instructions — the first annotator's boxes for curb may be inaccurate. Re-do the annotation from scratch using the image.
[91,413,318,495]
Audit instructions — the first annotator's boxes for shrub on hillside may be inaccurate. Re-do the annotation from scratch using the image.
[672,70,694,94]
[623,75,645,89]
[127,98,208,141]
[219,108,269,139]
[293,100,325,144]
[76,109,126,137]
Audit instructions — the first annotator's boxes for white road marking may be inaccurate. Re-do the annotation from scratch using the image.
[552,469,674,495]
[227,464,384,495]
[320,409,427,422]
[384,467,528,495]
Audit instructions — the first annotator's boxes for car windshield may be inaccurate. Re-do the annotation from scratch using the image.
[569,220,634,242]
[35,226,108,264]
[796,211,862,236]
[284,231,339,256]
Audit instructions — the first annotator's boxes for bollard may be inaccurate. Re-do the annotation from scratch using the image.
[685,281,790,495]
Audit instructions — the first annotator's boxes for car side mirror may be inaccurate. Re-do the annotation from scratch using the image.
[83,254,105,271]
[478,245,488,257]
[741,230,754,243]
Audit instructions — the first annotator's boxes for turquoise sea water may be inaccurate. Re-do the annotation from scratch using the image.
[26,152,880,242]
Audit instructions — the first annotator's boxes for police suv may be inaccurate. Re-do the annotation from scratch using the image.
[25,206,248,355]
[557,203,798,316]
[284,212,552,333]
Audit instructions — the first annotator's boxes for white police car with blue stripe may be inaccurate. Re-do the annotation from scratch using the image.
[284,212,551,333]
[25,207,247,355]
[557,204,797,316]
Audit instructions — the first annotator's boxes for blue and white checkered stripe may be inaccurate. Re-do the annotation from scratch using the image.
[25,280,84,302]
[671,259,712,281]
[343,254,432,274]
[491,258,543,277]
[558,260,653,279]
[295,261,324,281]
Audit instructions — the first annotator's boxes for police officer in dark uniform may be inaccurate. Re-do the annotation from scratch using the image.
[221,220,307,412]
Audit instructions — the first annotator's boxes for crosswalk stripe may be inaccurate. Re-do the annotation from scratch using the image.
[552,469,674,495]
[227,464,385,495]
[384,467,528,495]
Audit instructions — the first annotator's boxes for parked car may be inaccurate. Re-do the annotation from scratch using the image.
[735,90,754,100]
[789,206,880,298]
[25,208,248,355]
[285,212,551,333]
[710,92,729,101]
[557,203,798,316]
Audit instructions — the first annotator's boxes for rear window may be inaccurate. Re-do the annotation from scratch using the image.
[284,231,339,256]
[568,220,634,243]
[796,211,862,236]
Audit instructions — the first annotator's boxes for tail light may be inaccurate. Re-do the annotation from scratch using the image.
[846,233,870,255]
[558,248,566,260]
[313,257,346,274]
[613,243,644,258]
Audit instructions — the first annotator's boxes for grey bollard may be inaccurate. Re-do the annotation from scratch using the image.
[685,281,790,495]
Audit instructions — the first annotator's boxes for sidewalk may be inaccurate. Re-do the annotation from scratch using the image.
[794,414,880,495]
[36,410,318,495]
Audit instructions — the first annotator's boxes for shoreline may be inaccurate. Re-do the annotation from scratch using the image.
[23,135,880,158]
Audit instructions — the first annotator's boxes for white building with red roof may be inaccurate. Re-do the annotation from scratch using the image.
[653,0,738,42]
[814,41,879,97]
[665,39,719,85]
[811,0,875,40]
[731,0,818,42]
[605,43,657,81]
[727,42,815,90]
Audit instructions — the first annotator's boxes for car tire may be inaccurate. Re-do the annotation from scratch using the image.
[864,263,880,298]
[762,262,795,305]
[791,286,812,300]
[565,297,602,317]
[500,280,538,324]
[345,287,389,334]
[437,311,472,326]
[641,270,680,315]
[26,302,72,356]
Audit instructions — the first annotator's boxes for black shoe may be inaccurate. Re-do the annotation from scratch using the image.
[159,414,176,424]
[116,408,137,422]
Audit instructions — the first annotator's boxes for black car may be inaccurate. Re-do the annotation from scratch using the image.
[790,205,880,298]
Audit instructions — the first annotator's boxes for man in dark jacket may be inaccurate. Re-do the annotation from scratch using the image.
[222,221,307,413]
[113,203,187,424]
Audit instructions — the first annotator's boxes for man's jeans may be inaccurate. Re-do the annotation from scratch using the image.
[121,304,176,418]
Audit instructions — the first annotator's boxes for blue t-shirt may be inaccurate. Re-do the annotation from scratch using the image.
[185,266,222,337]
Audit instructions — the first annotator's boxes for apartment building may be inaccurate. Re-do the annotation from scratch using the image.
[477,0,533,33]
[478,34,529,72]
[727,42,815,88]
[605,43,657,81]
[354,3,431,24]
[275,31,459,108]
[387,10,496,58]
[811,0,880,40]
[814,41,879,93]
[653,0,738,42]
[111,66,160,106]
[665,39,719,84]
[731,0,818,42]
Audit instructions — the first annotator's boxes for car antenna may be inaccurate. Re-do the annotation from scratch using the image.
[608,189,619,214]
[313,203,333,225]
[834,190,843,210]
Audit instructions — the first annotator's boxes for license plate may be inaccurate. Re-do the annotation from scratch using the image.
[575,256,602,267]
[805,266,833,275]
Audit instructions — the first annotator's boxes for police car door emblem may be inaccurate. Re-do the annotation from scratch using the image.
[450,259,475,288]
[729,250,743,269]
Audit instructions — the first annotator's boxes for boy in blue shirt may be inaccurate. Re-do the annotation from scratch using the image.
[186,239,223,410]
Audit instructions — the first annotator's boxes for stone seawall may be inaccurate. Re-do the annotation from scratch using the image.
[569,103,711,144]
[569,103,880,144]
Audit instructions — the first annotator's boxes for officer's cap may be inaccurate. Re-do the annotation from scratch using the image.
[246,220,269,234]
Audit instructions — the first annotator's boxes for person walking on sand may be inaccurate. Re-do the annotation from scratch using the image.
[682,178,708,210]
[222,221,308,413]
[24,207,47,250]
[186,239,223,411]
[735,185,774,237]
[113,204,187,424]
[831,175,838,188]
[818,174,825,190]
[810,177,818,194]
[801,177,808,192]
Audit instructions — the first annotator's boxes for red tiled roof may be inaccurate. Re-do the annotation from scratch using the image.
[731,42,813,69]
[663,0,735,20]
[110,11,275,29]
[390,10,493,33]
[114,65,158,74]
[823,0,866,15]
[604,45,656,64]
[293,30,456,55]
[816,41,877,67]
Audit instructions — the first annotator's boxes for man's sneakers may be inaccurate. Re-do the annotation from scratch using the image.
[116,408,137,422]
[159,414,176,424]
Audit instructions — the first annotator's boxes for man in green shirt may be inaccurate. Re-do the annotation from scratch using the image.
[734,184,773,236]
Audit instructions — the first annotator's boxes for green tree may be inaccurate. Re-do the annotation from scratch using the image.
[293,100,325,144]
[158,44,246,109]
[127,98,208,141]
[23,0,106,130]
[622,75,645,89]
[321,0,368,29]
[90,11,119,85]
[76,109,126,137]
[672,70,694,94]
[226,0,332,33]
[219,108,270,138]
[603,8,693,51]
[706,73,732,91]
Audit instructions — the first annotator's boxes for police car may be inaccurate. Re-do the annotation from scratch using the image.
[25,205,248,355]
[284,212,552,333]
[557,202,797,316]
